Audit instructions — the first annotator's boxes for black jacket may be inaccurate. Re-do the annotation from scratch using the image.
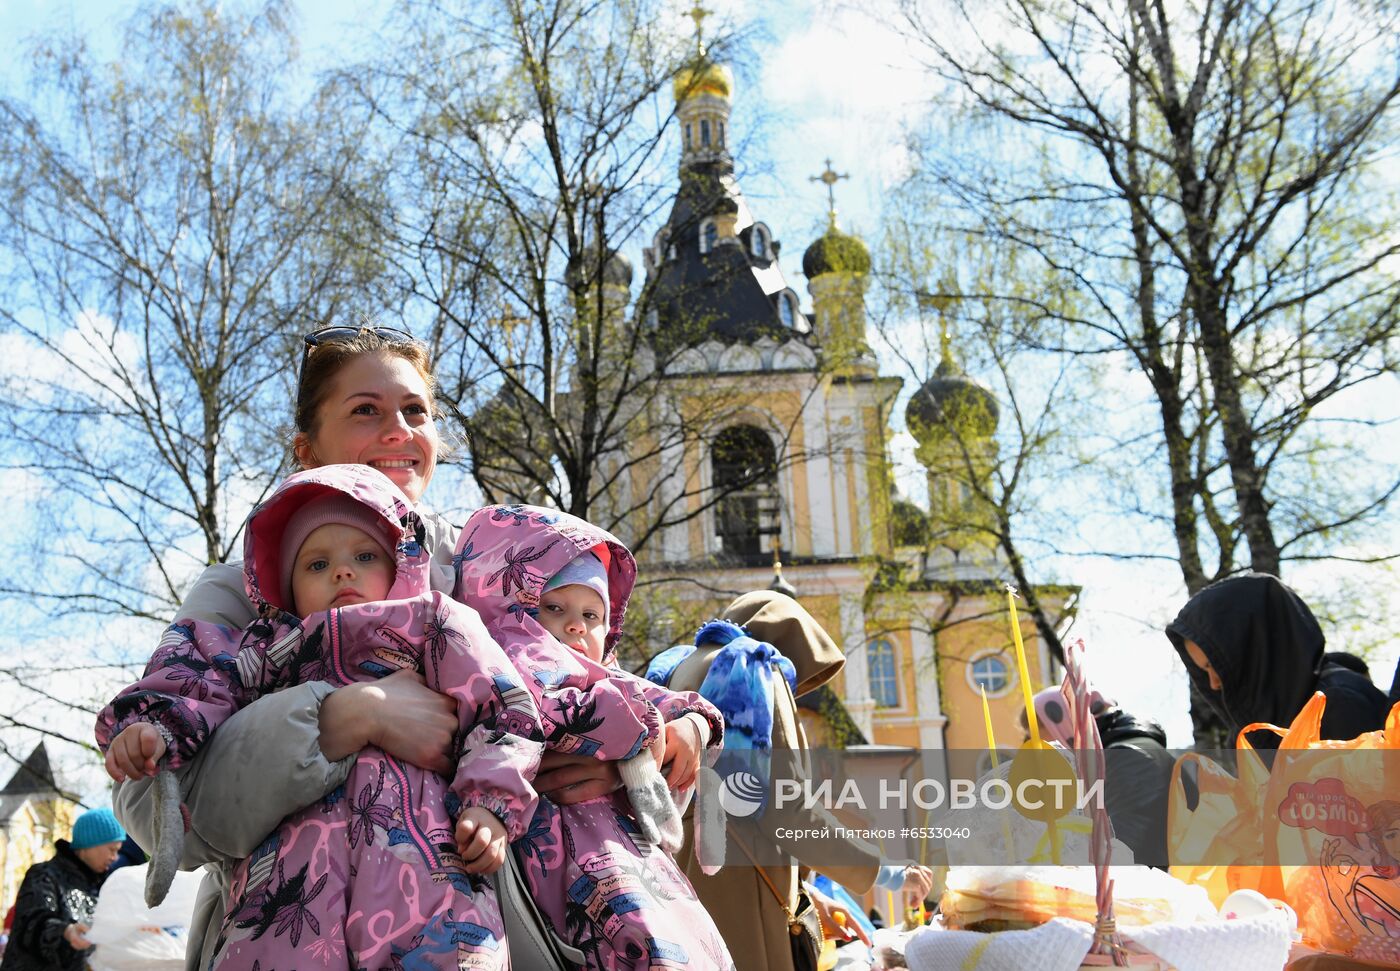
[1098,709,1175,868]
[1165,573,1390,746]
[0,841,106,971]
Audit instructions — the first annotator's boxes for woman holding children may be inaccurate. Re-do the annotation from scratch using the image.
[107,326,733,970]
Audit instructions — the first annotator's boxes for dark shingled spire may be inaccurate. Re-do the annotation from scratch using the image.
[3,743,59,794]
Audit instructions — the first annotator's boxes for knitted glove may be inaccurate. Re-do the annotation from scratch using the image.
[618,752,683,854]
[145,769,187,907]
[694,764,727,874]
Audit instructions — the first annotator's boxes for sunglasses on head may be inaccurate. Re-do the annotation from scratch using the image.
[298,325,418,386]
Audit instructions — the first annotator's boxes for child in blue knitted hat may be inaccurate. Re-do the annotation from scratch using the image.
[4,807,125,968]
[71,807,126,853]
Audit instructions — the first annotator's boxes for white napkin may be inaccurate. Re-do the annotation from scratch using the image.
[904,917,1095,971]
[904,911,1293,971]
[1125,910,1291,971]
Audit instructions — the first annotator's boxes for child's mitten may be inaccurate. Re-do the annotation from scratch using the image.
[618,752,684,854]
[694,764,726,874]
[145,768,188,907]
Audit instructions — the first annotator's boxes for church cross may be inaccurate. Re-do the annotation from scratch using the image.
[686,3,710,54]
[809,158,848,227]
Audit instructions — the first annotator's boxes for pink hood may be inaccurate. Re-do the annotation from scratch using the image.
[244,465,430,613]
[454,505,637,661]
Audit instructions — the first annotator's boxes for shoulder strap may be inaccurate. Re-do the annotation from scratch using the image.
[727,824,796,922]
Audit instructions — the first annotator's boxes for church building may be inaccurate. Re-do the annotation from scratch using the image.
[603,35,1073,761]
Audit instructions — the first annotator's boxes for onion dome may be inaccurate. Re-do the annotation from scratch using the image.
[802,225,871,279]
[566,248,633,290]
[673,60,734,103]
[905,350,999,444]
[601,250,633,287]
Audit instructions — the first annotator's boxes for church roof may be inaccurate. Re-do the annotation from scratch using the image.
[646,161,809,348]
[3,743,59,795]
[905,349,1000,442]
[0,744,71,823]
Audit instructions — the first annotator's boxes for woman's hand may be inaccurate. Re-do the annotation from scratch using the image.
[661,715,704,790]
[535,751,623,804]
[902,864,935,903]
[63,922,92,950]
[455,807,508,875]
[105,723,167,781]
[808,886,873,946]
[318,669,457,773]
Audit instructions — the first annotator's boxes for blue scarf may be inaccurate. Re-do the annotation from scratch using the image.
[647,619,796,817]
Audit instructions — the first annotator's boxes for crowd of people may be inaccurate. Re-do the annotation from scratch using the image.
[3,326,1397,970]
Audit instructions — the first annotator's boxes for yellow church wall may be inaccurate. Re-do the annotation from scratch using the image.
[684,435,704,557]
[936,616,1038,753]
[757,390,811,560]
[872,722,922,749]
[1,795,77,916]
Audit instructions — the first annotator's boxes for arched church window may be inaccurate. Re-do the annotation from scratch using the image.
[968,653,1011,696]
[751,224,769,259]
[685,123,692,149]
[701,119,712,147]
[867,639,899,708]
[711,425,779,561]
[699,219,718,254]
[719,120,726,146]
[778,291,798,328]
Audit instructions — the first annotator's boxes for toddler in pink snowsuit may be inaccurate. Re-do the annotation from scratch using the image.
[96,465,544,970]
[453,505,736,970]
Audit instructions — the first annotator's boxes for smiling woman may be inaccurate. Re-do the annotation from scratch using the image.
[110,325,472,970]
[109,324,625,970]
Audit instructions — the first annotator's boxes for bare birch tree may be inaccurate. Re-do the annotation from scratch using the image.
[897,0,1400,743]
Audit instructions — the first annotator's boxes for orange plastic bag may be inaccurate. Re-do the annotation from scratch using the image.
[1170,696,1400,965]
[1168,730,1281,904]
[1260,697,1400,965]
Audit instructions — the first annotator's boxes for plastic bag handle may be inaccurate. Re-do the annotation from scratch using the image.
[1236,692,1327,752]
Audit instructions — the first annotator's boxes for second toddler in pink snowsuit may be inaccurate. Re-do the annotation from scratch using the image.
[453,505,735,970]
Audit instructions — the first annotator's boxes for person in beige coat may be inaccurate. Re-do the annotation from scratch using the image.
[662,591,931,970]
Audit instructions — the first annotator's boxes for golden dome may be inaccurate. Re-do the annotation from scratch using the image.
[673,60,733,103]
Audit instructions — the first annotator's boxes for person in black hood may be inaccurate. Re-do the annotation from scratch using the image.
[1165,573,1391,748]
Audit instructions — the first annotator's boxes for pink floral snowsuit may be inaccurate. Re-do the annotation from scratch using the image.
[453,505,735,971]
[96,466,545,971]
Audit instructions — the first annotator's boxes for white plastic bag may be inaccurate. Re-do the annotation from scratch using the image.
[86,862,201,971]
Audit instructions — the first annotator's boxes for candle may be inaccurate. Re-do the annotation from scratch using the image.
[1006,586,1041,746]
[1006,585,1063,865]
[980,685,1000,768]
